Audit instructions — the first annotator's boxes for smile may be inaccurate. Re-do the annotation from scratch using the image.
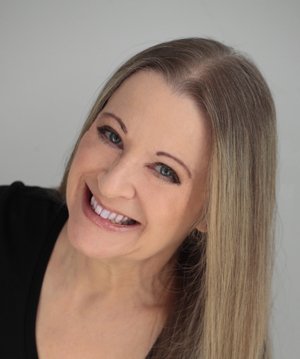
[90,195,138,226]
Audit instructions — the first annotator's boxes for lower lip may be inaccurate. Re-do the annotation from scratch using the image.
[82,185,141,233]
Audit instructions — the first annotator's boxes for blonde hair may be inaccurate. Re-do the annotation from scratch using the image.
[60,38,277,359]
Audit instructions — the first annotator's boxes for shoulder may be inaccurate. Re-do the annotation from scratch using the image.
[0,181,67,258]
[0,181,64,225]
[0,182,67,353]
[0,181,63,208]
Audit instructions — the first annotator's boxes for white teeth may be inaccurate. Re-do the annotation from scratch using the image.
[100,209,110,219]
[95,204,103,215]
[115,214,124,223]
[108,212,117,221]
[91,196,97,208]
[90,195,133,224]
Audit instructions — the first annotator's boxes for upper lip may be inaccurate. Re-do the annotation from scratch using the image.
[86,184,140,223]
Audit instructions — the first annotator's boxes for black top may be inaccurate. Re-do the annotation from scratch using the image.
[0,182,159,359]
[0,182,68,359]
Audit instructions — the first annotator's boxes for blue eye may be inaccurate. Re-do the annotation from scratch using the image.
[97,126,123,149]
[154,163,180,184]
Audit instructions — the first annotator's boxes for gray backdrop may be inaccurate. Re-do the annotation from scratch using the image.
[0,0,299,358]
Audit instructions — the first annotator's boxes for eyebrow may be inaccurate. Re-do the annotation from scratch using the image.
[99,111,191,178]
[99,111,128,134]
[156,151,192,178]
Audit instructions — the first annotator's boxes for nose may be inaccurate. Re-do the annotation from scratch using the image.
[97,155,137,200]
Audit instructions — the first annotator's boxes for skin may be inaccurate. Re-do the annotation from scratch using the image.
[36,70,211,358]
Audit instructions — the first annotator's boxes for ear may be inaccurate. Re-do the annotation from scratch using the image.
[195,220,207,233]
[193,210,208,233]
[191,202,208,234]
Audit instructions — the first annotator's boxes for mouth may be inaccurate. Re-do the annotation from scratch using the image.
[85,185,140,227]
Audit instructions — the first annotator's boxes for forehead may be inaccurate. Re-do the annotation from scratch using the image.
[102,71,211,173]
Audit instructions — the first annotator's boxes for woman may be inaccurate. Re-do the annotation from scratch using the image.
[0,38,277,359]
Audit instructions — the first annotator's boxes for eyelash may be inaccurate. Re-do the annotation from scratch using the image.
[97,125,123,149]
[97,125,181,185]
[150,163,181,184]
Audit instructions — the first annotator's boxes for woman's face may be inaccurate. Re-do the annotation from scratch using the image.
[66,71,211,264]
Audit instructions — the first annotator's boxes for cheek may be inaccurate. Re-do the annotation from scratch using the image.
[65,141,92,206]
[144,187,195,231]
[72,134,97,169]
[67,135,100,186]
[72,131,120,175]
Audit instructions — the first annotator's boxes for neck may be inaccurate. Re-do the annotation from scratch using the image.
[49,224,175,308]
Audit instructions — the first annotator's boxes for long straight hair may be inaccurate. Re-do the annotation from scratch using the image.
[59,38,277,359]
